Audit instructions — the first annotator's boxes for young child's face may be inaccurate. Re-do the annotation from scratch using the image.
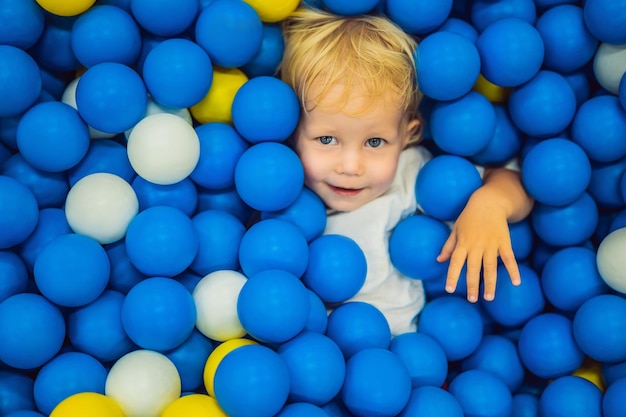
[293,83,419,212]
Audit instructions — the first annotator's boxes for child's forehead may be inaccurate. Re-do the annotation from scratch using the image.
[304,81,401,115]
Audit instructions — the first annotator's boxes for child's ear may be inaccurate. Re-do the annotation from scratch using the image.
[404,118,421,145]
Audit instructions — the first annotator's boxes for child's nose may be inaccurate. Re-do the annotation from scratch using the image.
[336,149,363,175]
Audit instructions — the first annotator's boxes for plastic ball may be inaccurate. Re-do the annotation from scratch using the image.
[278,332,346,405]
[121,277,196,351]
[238,269,310,344]
[0,0,45,49]
[196,186,254,224]
[132,176,197,216]
[242,0,298,22]
[418,296,483,361]
[342,348,412,417]
[195,0,263,68]
[190,122,249,190]
[277,403,329,417]
[593,43,626,95]
[164,330,215,392]
[448,369,512,417]
[389,332,448,389]
[49,392,123,417]
[232,76,299,143]
[0,293,65,369]
[583,0,626,45]
[539,376,602,417]
[471,106,521,165]
[130,0,198,36]
[67,139,135,186]
[302,290,327,334]
[470,0,537,32]
[517,313,585,379]
[241,215,309,275]
[34,233,110,307]
[326,301,391,358]
[30,17,81,73]
[302,234,366,303]
[319,0,379,16]
[162,394,227,417]
[0,45,42,118]
[35,0,96,16]
[60,77,116,140]
[521,138,591,206]
[399,386,464,417]
[510,393,539,417]
[242,24,286,78]
[389,214,450,281]
[542,246,609,313]
[16,208,70,272]
[597,227,626,294]
[75,62,147,134]
[105,241,146,294]
[125,205,199,277]
[213,344,290,417]
[476,18,544,88]
[509,218,534,262]
[5,411,46,417]
[190,67,248,124]
[203,338,257,397]
[589,158,626,210]
[193,270,248,342]
[417,31,481,101]
[0,250,28,303]
[0,175,39,249]
[0,371,36,415]
[603,376,626,417]
[620,73,626,112]
[191,209,245,275]
[430,91,496,156]
[438,17,479,42]
[142,38,213,109]
[127,113,200,185]
[386,0,453,35]
[33,352,107,415]
[70,5,141,67]
[416,155,482,221]
[571,95,626,163]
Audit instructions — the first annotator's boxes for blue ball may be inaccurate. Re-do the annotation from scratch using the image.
[511,393,539,417]
[130,0,198,36]
[75,62,148,134]
[0,250,28,303]
[541,246,609,313]
[194,0,263,68]
[0,293,65,369]
[531,192,598,247]
[470,0,537,32]
[0,176,38,249]
[326,302,391,358]
[196,186,254,224]
[132,176,198,216]
[521,138,591,206]
[0,371,36,415]
[277,403,328,417]
[509,219,534,262]
[105,241,145,294]
[67,139,135,187]
[0,0,45,49]
[508,71,577,138]
[400,386,463,417]
[342,348,412,417]
[0,45,41,117]
[573,294,626,363]
[242,24,285,78]
[33,351,107,415]
[239,218,309,278]
[5,411,45,417]
[476,18,544,88]
[603,376,626,417]
[214,344,290,417]
[583,0,626,45]
[277,332,346,405]
[418,296,483,361]
[389,332,448,388]
[589,158,626,210]
[320,0,380,15]
[430,91,496,156]
[17,101,90,172]
[386,0,453,35]
[571,95,626,163]
[238,269,310,344]
[142,38,213,109]
[620,73,626,112]
[518,313,584,379]
[448,369,512,417]
[471,104,523,166]
[164,330,215,392]
[302,234,366,303]
[122,277,196,351]
[417,31,481,101]
[232,76,300,143]
[190,209,245,276]
[30,17,81,72]
[437,17,479,43]
[235,142,304,211]
[70,5,142,67]
[125,205,199,276]
[190,122,249,190]
[539,376,602,417]
[16,208,70,272]
[389,214,450,281]
[67,290,135,362]
[565,70,592,106]
[415,155,482,221]
[304,290,328,334]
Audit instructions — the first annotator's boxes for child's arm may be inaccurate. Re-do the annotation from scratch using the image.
[436,167,535,303]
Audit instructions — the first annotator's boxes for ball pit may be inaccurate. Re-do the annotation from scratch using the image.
[0,0,625,416]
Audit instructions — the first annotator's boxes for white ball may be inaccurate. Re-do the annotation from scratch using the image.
[124,96,193,140]
[593,43,626,95]
[193,270,247,342]
[127,113,200,185]
[61,77,116,139]
[65,172,139,245]
[105,349,181,417]
[597,227,626,294]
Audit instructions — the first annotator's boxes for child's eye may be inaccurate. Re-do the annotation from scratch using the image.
[318,136,337,145]
[367,137,385,148]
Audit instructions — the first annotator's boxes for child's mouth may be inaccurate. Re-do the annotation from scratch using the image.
[329,185,363,197]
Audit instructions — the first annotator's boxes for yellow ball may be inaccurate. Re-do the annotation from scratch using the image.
[242,0,300,23]
[50,392,124,417]
[162,394,228,417]
[204,338,257,397]
[35,0,96,16]
[573,359,605,392]
[190,67,248,124]
[473,74,511,104]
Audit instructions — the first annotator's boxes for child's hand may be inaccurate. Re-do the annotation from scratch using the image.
[436,190,521,303]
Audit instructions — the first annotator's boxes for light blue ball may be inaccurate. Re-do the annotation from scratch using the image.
[539,376,602,417]
[386,0,453,35]
[130,0,198,36]
[448,369,512,417]
[0,45,41,117]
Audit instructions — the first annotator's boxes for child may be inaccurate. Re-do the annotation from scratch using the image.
[279,6,534,335]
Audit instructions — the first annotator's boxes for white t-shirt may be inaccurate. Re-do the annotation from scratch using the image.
[324,146,433,336]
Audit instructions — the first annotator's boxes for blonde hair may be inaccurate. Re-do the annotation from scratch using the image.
[280,6,424,142]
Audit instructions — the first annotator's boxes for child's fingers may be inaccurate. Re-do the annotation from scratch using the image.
[464,251,483,303]
[444,245,466,295]
[500,246,521,286]
[481,249,499,301]
[437,232,457,263]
